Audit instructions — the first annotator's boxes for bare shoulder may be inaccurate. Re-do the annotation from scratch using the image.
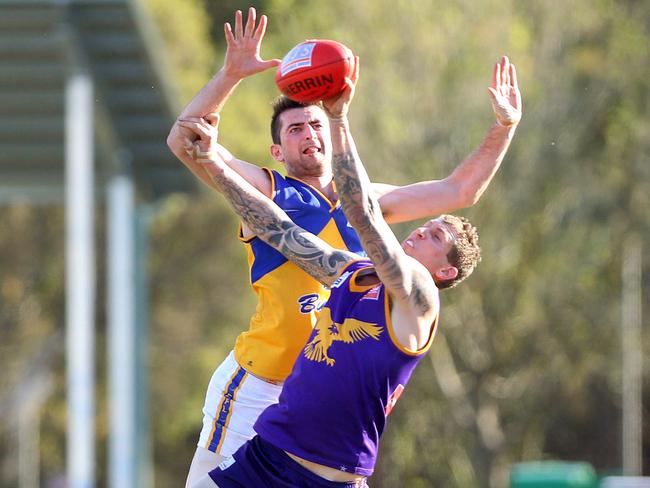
[386,256,438,318]
[388,264,439,350]
[228,157,273,196]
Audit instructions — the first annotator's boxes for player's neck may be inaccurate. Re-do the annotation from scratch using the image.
[298,173,337,202]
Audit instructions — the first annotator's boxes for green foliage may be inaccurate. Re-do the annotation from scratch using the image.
[1,0,649,486]
[143,0,217,100]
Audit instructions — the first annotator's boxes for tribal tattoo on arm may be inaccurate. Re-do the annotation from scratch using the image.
[209,168,354,287]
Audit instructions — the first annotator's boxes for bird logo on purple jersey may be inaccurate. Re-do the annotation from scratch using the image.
[303,307,383,366]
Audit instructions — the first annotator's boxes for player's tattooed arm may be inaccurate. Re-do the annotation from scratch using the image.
[324,88,435,310]
[331,142,436,315]
[178,115,355,286]
[180,116,358,286]
[209,164,355,287]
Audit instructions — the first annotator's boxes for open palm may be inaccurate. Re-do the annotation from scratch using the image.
[223,7,281,79]
[487,56,522,127]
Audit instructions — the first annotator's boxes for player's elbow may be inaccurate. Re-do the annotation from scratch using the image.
[447,177,484,209]
[461,188,484,207]
[166,126,186,160]
[166,135,181,158]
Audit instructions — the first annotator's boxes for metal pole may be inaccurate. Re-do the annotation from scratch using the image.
[107,164,137,488]
[17,374,53,488]
[621,234,642,475]
[135,204,155,488]
[18,409,38,488]
[65,70,96,488]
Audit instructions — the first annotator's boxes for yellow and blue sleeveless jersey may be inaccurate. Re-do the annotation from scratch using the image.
[233,168,364,382]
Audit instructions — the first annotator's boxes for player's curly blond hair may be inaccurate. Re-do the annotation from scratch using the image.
[437,214,481,290]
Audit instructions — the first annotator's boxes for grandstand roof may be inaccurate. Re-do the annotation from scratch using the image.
[0,0,193,203]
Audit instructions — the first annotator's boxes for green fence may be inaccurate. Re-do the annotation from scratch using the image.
[511,462,598,488]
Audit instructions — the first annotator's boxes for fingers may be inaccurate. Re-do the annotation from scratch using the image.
[492,55,519,92]
[488,55,522,125]
[176,117,217,144]
[254,13,267,41]
[179,133,216,165]
[260,58,282,69]
[350,56,360,85]
[510,63,518,89]
[193,146,216,165]
[204,112,221,129]
[182,137,194,153]
[230,7,262,40]
[224,22,234,44]
[501,56,510,87]
[244,7,256,37]
[177,116,213,132]
[341,78,355,97]
[234,10,244,39]
[510,63,522,110]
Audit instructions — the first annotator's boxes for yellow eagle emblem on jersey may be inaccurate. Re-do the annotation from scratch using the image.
[303,307,383,366]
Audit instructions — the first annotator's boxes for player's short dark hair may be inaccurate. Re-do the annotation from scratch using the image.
[437,214,481,290]
[270,96,322,144]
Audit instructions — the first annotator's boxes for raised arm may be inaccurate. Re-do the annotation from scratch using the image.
[374,56,522,223]
[323,71,437,314]
[178,117,356,288]
[166,7,281,195]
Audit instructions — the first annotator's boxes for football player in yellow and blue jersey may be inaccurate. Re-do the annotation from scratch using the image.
[167,8,522,486]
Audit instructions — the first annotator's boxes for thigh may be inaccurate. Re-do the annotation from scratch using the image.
[198,354,282,458]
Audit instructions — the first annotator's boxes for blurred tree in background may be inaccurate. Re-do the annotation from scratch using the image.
[1,0,648,487]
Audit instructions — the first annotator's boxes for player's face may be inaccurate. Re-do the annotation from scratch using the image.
[271,106,333,177]
[402,217,459,281]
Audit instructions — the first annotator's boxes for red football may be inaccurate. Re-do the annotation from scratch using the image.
[275,39,355,103]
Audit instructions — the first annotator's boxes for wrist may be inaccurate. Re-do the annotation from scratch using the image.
[490,121,517,140]
[328,114,349,125]
[219,67,244,85]
[494,120,518,134]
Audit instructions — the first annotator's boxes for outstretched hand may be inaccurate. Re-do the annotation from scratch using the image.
[487,56,522,127]
[223,7,282,80]
[322,56,360,121]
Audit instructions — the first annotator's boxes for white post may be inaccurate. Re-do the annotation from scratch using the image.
[135,205,154,488]
[621,234,642,476]
[17,374,53,488]
[107,165,137,488]
[64,70,96,488]
[18,408,39,488]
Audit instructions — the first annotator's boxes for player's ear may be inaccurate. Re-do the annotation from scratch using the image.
[270,144,284,162]
[433,266,458,282]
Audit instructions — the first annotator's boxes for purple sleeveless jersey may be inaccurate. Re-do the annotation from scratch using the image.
[254,259,437,476]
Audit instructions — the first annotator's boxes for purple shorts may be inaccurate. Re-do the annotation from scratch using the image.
[209,435,368,488]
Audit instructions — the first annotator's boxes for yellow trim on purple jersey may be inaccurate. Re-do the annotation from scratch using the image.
[347,263,439,356]
[233,169,365,381]
[384,290,438,356]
